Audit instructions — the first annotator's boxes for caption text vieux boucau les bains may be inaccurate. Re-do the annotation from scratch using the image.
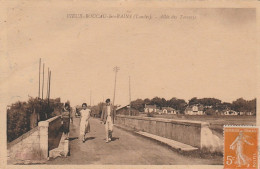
[67,13,196,20]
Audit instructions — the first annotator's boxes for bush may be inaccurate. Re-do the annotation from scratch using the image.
[7,97,63,142]
[7,101,30,142]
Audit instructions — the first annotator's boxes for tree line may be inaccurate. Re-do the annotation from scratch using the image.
[130,97,256,114]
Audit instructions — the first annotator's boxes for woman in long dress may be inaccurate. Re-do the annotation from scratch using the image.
[61,103,72,140]
[80,103,91,143]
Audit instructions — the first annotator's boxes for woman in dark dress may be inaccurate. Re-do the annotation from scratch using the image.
[61,103,72,140]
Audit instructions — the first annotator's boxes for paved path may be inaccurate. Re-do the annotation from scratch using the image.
[47,117,222,165]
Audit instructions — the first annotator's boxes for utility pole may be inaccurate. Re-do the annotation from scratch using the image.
[42,63,45,100]
[38,58,41,98]
[48,70,51,99]
[46,68,49,99]
[129,76,131,116]
[47,68,50,105]
[113,66,119,123]
[112,66,120,106]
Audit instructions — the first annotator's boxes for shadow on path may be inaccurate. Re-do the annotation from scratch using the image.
[85,137,95,141]
[69,137,78,141]
[102,137,119,141]
[111,137,119,141]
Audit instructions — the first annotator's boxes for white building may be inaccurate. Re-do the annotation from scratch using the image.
[185,105,205,115]
[162,107,176,114]
[144,104,157,113]
[223,110,238,115]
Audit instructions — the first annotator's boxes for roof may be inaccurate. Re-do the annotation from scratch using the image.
[185,105,204,111]
[145,104,157,109]
[162,107,175,111]
[116,104,130,111]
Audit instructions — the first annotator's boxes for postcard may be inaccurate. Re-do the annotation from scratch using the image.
[0,1,259,169]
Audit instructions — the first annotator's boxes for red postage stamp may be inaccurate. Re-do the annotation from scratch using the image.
[224,126,258,169]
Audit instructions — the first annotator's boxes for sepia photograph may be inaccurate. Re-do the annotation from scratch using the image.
[0,1,258,168]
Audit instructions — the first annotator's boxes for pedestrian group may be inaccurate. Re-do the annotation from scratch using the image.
[61,98,115,143]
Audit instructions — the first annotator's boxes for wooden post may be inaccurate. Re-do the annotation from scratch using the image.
[46,68,49,100]
[112,66,119,122]
[48,71,51,99]
[38,58,41,98]
[112,66,120,106]
[42,63,45,100]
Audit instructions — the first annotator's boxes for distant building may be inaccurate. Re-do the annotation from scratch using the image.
[246,112,253,116]
[116,104,139,116]
[144,104,157,113]
[204,105,213,109]
[157,109,163,115]
[222,111,254,116]
[185,105,205,115]
[223,110,238,115]
[162,107,176,114]
[238,112,245,115]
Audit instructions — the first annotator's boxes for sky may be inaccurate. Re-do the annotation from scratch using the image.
[0,5,257,107]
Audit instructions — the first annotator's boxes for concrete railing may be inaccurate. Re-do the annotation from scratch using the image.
[38,115,63,159]
[7,115,63,163]
[115,115,209,148]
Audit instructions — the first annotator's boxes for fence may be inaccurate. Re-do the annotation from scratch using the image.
[115,115,209,148]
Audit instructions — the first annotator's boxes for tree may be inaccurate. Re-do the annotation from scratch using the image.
[247,98,256,114]
[231,98,256,114]
[90,102,105,117]
[198,98,221,108]
[167,97,177,108]
[232,98,247,112]
[143,98,151,105]
[167,97,187,113]
[7,101,30,142]
[150,97,168,108]
[176,99,187,114]
[189,97,199,105]
[7,97,64,142]
[131,99,144,112]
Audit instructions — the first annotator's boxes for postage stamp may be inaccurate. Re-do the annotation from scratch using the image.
[224,126,258,169]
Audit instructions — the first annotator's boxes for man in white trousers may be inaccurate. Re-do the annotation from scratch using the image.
[101,99,115,143]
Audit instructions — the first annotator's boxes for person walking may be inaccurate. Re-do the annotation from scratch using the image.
[80,103,91,143]
[61,103,72,140]
[101,98,115,143]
